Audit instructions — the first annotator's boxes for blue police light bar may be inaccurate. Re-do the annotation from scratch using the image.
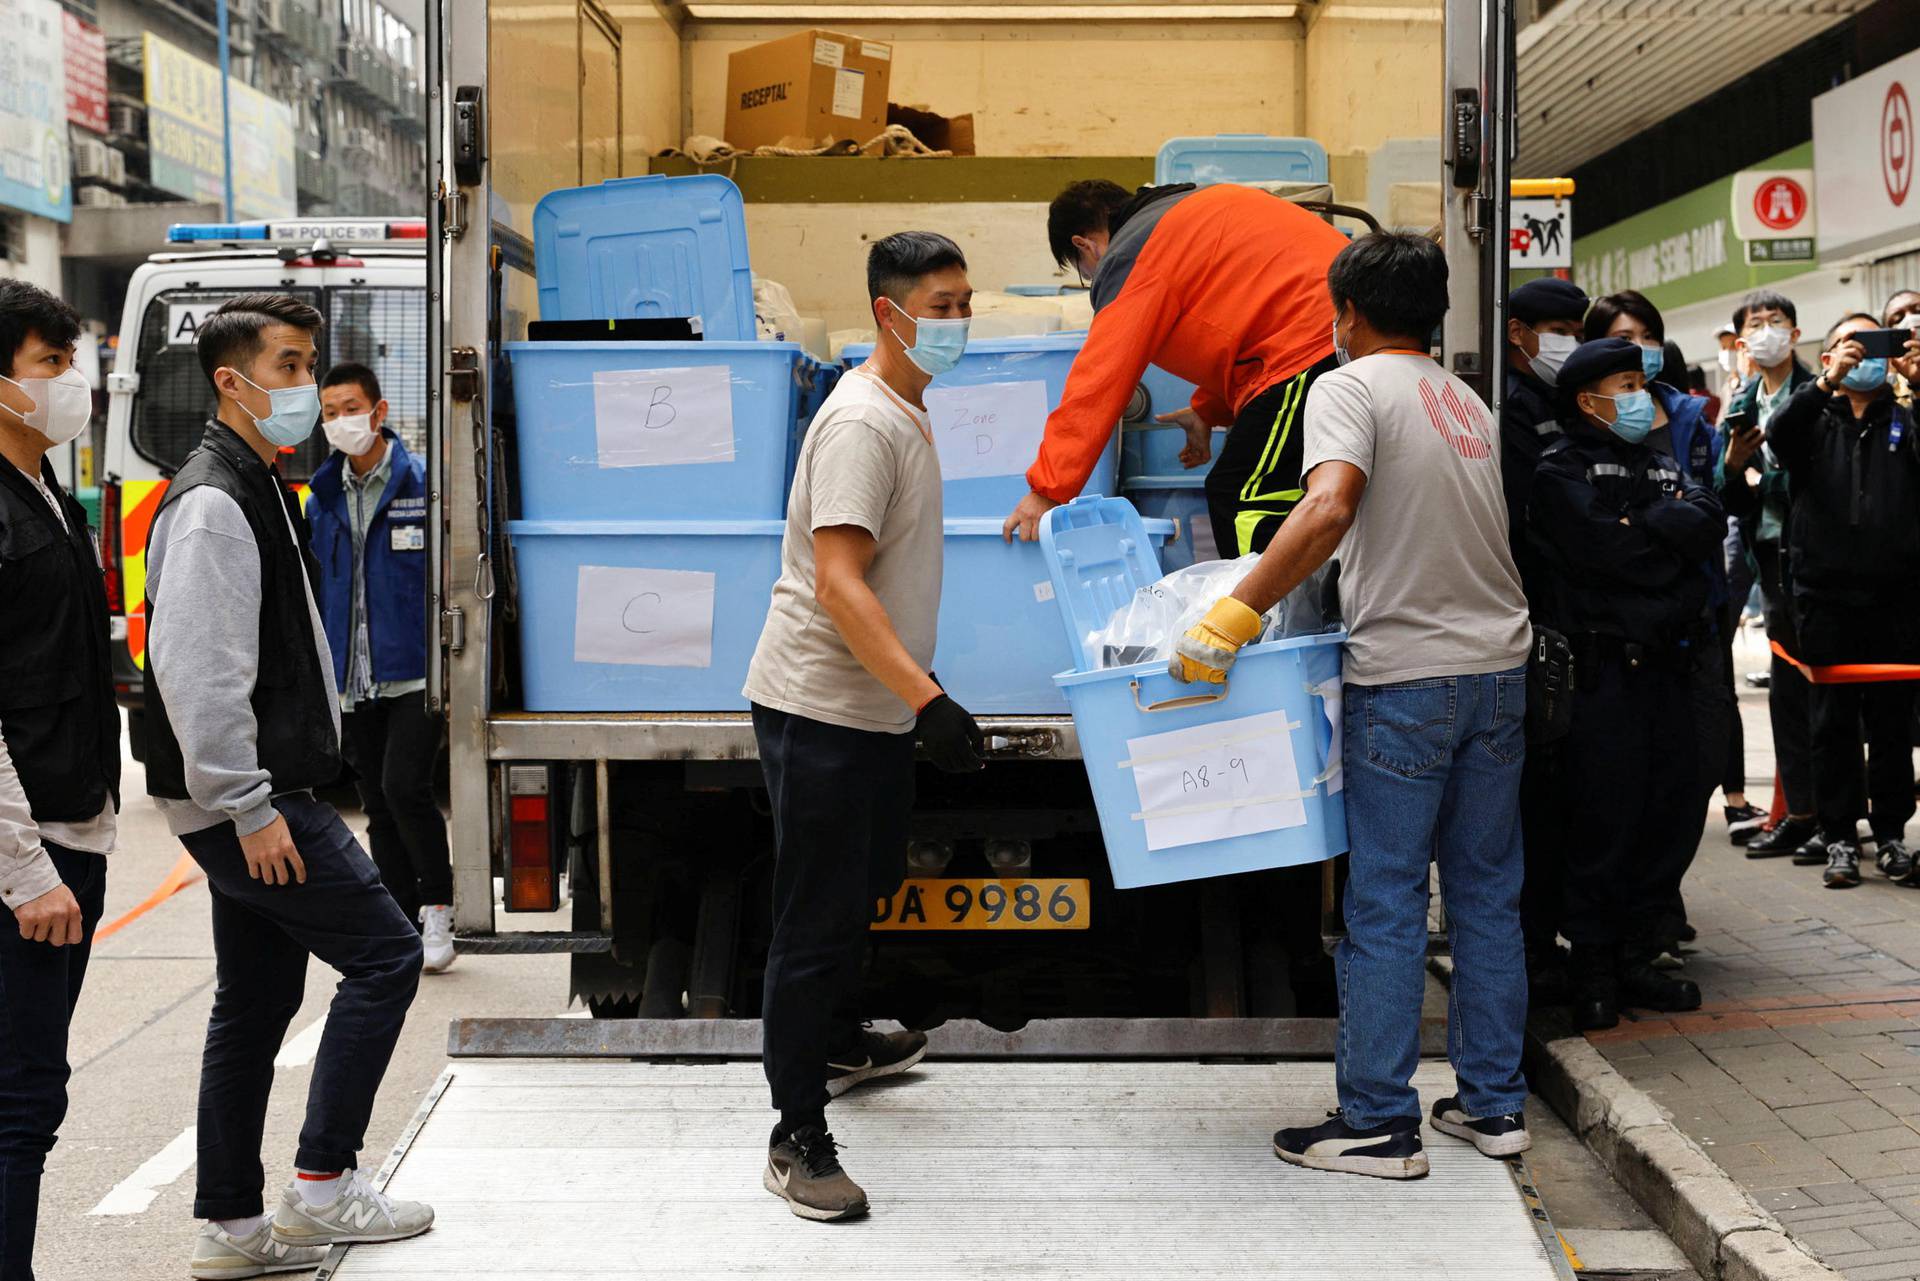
[167,222,271,242]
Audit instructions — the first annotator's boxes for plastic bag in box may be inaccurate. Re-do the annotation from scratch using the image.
[1087,555,1341,669]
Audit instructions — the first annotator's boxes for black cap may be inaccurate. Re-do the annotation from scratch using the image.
[1508,277,1588,325]
[1556,337,1644,415]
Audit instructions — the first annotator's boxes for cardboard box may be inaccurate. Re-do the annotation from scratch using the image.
[887,103,975,156]
[724,30,892,151]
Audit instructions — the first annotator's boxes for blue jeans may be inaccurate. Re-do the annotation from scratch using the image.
[1335,669,1529,1129]
[178,794,422,1219]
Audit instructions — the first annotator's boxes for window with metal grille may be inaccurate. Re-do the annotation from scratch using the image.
[129,284,426,480]
[328,287,428,460]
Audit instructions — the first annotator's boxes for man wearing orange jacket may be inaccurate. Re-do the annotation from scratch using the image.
[1003,180,1349,556]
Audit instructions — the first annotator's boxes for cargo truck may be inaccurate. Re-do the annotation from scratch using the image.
[433,0,1515,1041]
[312,4,1600,1278]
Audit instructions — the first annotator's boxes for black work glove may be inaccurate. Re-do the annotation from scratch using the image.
[917,694,985,773]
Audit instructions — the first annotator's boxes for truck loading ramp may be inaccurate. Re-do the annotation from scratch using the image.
[319,1058,1570,1279]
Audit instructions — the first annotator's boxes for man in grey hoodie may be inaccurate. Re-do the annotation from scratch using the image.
[141,294,434,1279]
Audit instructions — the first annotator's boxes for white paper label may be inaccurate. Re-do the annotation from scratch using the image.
[831,67,865,118]
[573,565,715,669]
[166,303,220,346]
[1123,711,1308,852]
[861,41,892,61]
[813,37,844,67]
[591,365,735,469]
[923,379,1048,481]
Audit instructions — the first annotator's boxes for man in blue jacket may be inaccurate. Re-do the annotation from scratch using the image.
[310,363,451,972]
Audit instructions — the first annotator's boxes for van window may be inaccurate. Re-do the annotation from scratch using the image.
[129,284,427,480]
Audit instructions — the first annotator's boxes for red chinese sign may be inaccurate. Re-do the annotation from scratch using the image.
[64,12,108,134]
[1886,81,1913,208]
[1752,176,1808,232]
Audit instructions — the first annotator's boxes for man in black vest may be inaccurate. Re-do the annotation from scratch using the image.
[142,294,433,1278]
[0,279,118,1281]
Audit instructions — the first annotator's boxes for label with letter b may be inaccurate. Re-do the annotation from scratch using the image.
[591,365,735,469]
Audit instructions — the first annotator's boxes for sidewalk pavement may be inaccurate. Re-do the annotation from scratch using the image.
[1577,640,1920,1281]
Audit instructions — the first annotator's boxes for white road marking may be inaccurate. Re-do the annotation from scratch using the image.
[274,1015,328,1069]
[89,1126,197,1216]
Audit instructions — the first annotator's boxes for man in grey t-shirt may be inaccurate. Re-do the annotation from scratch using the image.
[1170,233,1533,1180]
[744,232,985,1223]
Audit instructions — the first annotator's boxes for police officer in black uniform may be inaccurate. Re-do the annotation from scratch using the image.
[1527,338,1726,1031]
[1501,276,1590,1005]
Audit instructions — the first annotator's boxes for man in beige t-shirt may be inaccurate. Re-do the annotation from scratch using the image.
[743,232,984,1224]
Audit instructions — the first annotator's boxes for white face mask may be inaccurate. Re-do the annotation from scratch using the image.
[0,367,92,447]
[1742,324,1793,369]
[1716,347,1737,374]
[323,412,379,457]
[1527,330,1579,386]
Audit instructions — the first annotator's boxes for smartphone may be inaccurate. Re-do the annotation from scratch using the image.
[1856,327,1912,359]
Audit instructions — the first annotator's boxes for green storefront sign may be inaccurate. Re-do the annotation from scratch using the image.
[1515,143,1818,309]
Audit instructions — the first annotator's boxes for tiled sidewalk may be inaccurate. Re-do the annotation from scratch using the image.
[1574,654,1920,1280]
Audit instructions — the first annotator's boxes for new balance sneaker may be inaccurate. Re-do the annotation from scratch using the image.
[420,904,456,974]
[190,1220,326,1279]
[1746,817,1814,859]
[1824,840,1863,889]
[1876,839,1916,884]
[826,1024,928,1098]
[1273,1110,1428,1180]
[270,1170,434,1247]
[1430,1097,1532,1158]
[764,1125,868,1221]
[1725,803,1768,845]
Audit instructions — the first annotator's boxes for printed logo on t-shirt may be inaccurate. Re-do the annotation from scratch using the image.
[1416,378,1493,461]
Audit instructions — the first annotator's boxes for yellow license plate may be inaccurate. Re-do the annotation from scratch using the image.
[870,878,1091,931]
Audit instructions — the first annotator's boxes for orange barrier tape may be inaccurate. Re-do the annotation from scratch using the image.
[94,850,203,941]
[1769,640,1920,686]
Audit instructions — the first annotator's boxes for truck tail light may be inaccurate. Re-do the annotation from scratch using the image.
[99,479,123,614]
[506,765,559,912]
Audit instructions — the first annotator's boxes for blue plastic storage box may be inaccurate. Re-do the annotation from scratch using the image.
[1119,363,1223,489]
[1040,496,1347,889]
[840,335,1115,518]
[508,518,784,712]
[1122,486,1215,573]
[936,514,1171,716]
[1155,134,1330,187]
[506,340,814,522]
[532,174,757,340]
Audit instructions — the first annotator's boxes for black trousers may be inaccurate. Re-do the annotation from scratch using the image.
[1798,601,1920,842]
[177,794,422,1219]
[1204,353,1342,558]
[1756,542,1814,814]
[1555,650,1697,949]
[1518,741,1564,955]
[0,844,104,1281]
[753,704,913,1133]
[1722,610,1746,796]
[342,692,451,923]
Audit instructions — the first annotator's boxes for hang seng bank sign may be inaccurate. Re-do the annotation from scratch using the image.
[1560,143,1816,312]
[1574,219,1729,299]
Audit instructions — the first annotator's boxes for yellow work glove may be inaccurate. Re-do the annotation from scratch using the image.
[1168,597,1264,685]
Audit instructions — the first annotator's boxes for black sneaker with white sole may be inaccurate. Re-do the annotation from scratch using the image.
[1430,1096,1532,1157]
[765,1125,868,1222]
[1876,838,1916,884]
[826,1025,928,1098]
[1725,803,1768,845]
[1273,1110,1428,1180]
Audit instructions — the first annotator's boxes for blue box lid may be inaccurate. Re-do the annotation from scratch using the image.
[1039,495,1167,673]
[1155,134,1329,187]
[532,174,756,341]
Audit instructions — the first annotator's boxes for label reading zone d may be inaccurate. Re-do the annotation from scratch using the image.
[871,878,1090,931]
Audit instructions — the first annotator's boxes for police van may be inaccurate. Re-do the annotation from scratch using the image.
[98,218,427,756]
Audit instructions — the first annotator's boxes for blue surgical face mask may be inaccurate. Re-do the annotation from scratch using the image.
[1640,343,1665,381]
[889,305,969,377]
[227,368,320,447]
[1589,389,1656,444]
[1842,358,1888,392]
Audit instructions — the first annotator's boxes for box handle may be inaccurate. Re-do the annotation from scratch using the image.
[1131,678,1228,714]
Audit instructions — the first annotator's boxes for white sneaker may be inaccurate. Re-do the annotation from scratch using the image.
[420,904,456,973]
[270,1170,435,1247]
[190,1219,326,1278]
